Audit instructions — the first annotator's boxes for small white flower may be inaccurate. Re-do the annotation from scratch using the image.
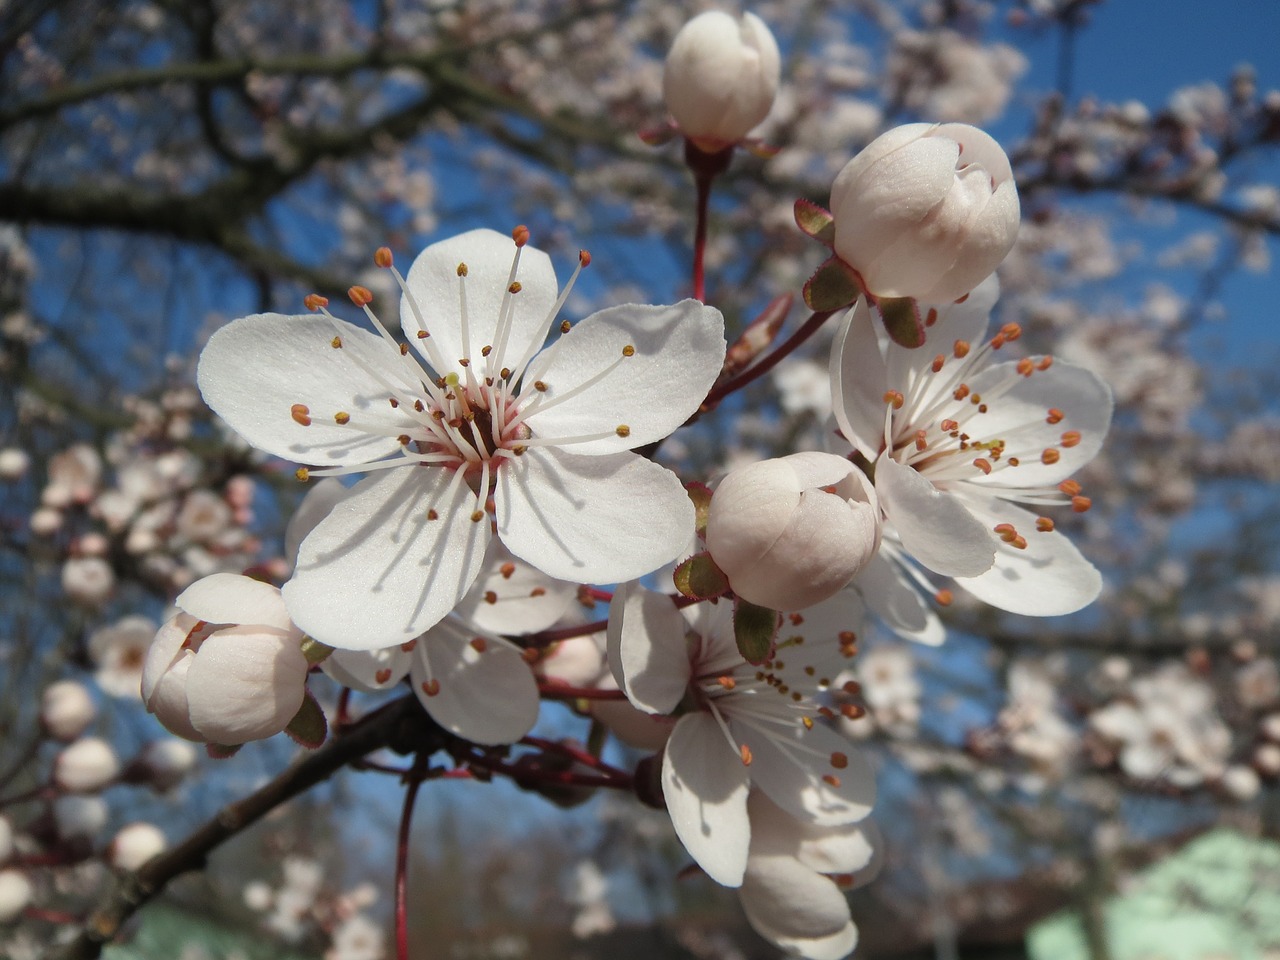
[136,739,199,792]
[198,228,725,650]
[830,123,1020,303]
[61,556,114,606]
[706,452,880,610]
[108,822,167,871]
[53,738,120,793]
[141,573,309,745]
[0,448,30,481]
[40,680,96,741]
[663,11,781,152]
[608,585,874,887]
[830,282,1112,616]
[0,869,33,924]
[88,615,156,699]
[42,443,102,508]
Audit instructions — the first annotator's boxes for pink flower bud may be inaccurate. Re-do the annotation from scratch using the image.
[141,573,309,745]
[108,822,167,871]
[53,737,120,793]
[663,11,780,151]
[41,680,96,741]
[830,123,1020,303]
[706,452,881,610]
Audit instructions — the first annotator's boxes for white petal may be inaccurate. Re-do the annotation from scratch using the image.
[176,574,295,633]
[964,360,1113,488]
[953,499,1101,616]
[745,722,875,827]
[285,478,351,569]
[400,229,558,375]
[606,582,691,715]
[591,698,678,750]
[496,447,693,583]
[747,790,878,875]
[198,313,409,466]
[141,616,202,741]
[411,623,539,745]
[739,855,858,960]
[285,465,490,650]
[886,275,998,394]
[450,540,577,636]
[830,299,888,461]
[321,646,412,692]
[522,300,725,455]
[853,553,945,645]
[876,454,995,577]
[662,713,752,887]
[185,627,309,744]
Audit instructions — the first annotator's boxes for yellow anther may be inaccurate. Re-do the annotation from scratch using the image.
[334,411,350,425]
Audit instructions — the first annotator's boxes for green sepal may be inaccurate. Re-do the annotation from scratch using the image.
[794,199,836,246]
[284,688,328,749]
[803,255,863,312]
[876,296,925,349]
[300,635,334,666]
[733,598,780,666]
[206,742,242,760]
[685,482,714,539]
[673,552,731,601]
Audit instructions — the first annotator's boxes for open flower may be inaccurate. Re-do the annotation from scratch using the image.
[663,10,781,152]
[830,282,1112,615]
[705,452,880,610]
[198,228,725,650]
[830,123,1019,303]
[142,573,309,745]
[607,584,875,887]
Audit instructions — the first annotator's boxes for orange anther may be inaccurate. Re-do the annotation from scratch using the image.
[303,294,329,311]
[426,509,439,520]
[1017,358,1035,377]
[578,249,592,267]
[926,307,939,327]
[941,419,959,433]
[1046,408,1064,424]
[375,668,393,684]
[1036,517,1055,532]
[830,752,849,769]
[483,590,498,605]
[822,774,841,788]
[1041,448,1061,465]
[512,224,530,247]
[1072,496,1092,513]
[290,403,311,426]
[954,384,971,401]
[1011,535,1028,550]
[1061,430,1082,447]
[740,744,753,766]
[470,637,487,652]
[421,679,440,697]
[499,562,516,579]
[717,676,736,690]
[374,247,393,268]
[883,390,905,409]
[1037,356,1053,371]
[973,457,993,475]
[840,703,865,719]
[508,281,522,294]
[934,589,953,607]
[348,285,373,307]
[456,262,469,277]
[932,354,946,373]
[915,429,929,451]
[953,340,971,358]
[1059,479,1082,496]
[1000,322,1022,341]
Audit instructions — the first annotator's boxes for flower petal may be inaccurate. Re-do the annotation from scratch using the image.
[876,454,995,577]
[743,721,875,827]
[964,360,1113,488]
[607,582,691,715]
[321,646,412,692]
[285,478,351,569]
[198,314,410,466]
[496,447,693,583]
[284,466,490,650]
[830,299,888,461]
[747,790,878,875]
[400,229,558,376]
[185,627,309,745]
[176,574,295,634]
[411,623,538,745]
[853,552,945,646]
[953,499,1101,616]
[739,854,858,960]
[886,275,998,397]
[522,300,725,455]
[449,541,577,636]
[662,712,752,887]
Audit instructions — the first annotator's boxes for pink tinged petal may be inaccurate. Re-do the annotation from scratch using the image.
[830,299,889,461]
[450,541,577,636]
[321,646,412,692]
[937,180,1019,301]
[606,582,692,715]
[176,574,295,634]
[964,361,1113,488]
[184,627,309,744]
[953,499,1101,615]
[662,712,752,887]
[285,478,350,569]
[410,623,539,746]
[400,228,558,373]
[829,123,935,223]
[141,616,201,741]
[739,855,858,960]
[934,122,1015,182]
[496,447,693,583]
[522,300,726,456]
[284,465,490,651]
[853,553,945,646]
[197,314,409,466]
[591,698,678,751]
[744,721,875,827]
[875,454,995,577]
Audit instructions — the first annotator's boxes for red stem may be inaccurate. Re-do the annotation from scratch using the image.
[692,171,713,302]
[703,309,836,408]
[394,773,424,960]
[537,684,628,701]
[520,736,629,777]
